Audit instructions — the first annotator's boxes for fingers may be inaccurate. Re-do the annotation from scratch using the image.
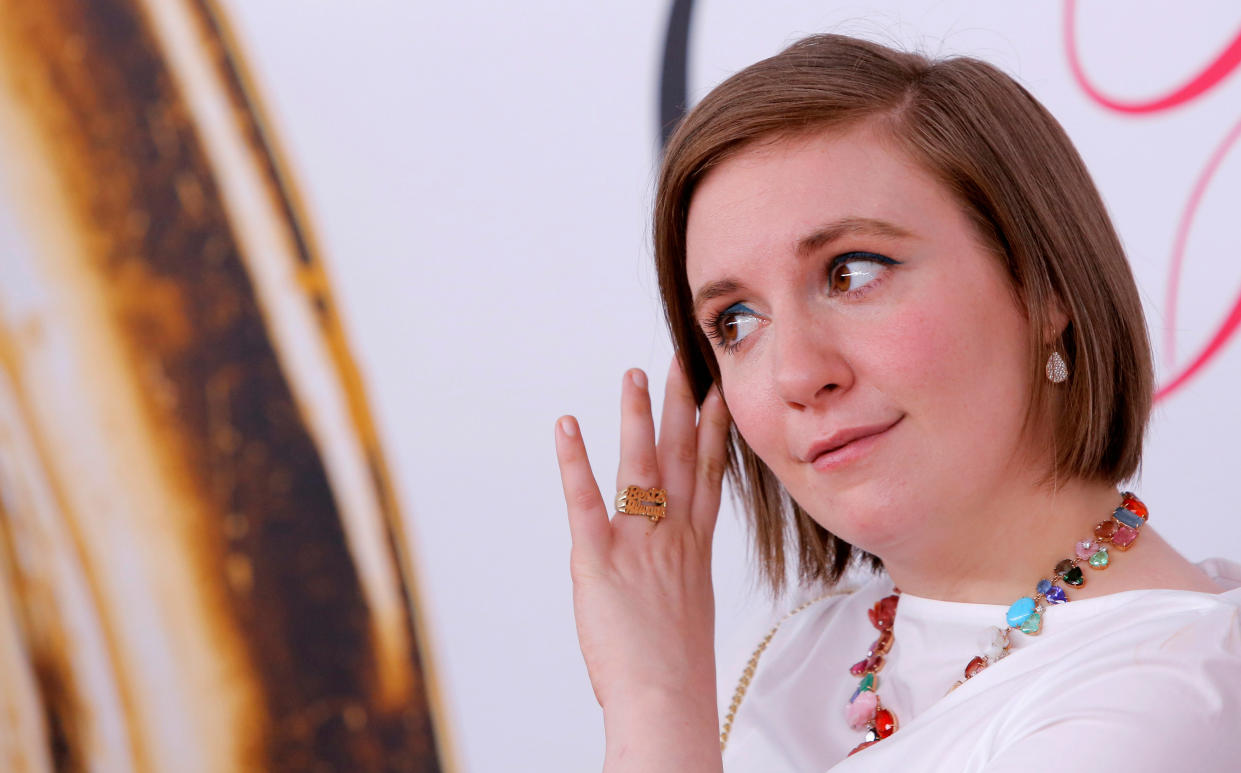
[615,368,660,487]
[555,416,610,554]
[656,358,698,509]
[613,368,664,534]
[690,385,731,536]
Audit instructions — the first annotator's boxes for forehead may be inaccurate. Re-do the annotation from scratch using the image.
[684,126,964,286]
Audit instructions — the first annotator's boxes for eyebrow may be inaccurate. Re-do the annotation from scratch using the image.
[795,216,913,257]
[690,216,913,318]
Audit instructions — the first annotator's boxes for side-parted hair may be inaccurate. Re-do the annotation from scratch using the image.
[654,34,1153,593]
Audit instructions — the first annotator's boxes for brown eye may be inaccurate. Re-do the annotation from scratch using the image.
[830,261,853,293]
[828,256,886,294]
[708,303,762,351]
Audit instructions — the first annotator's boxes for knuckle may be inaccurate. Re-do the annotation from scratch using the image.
[631,456,660,480]
[708,410,732,435]
[699,454,727,487]
[569,551,606,585]
[570,486,599,510]
[673,441,697,467]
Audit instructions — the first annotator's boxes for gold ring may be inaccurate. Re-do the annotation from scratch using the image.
[615,485,668,523]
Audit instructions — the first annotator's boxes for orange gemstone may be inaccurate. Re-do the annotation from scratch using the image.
[874,708,897,738]
[1093,519,1118,541]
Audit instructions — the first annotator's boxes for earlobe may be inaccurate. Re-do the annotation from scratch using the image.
[1044,303,1071,384]
[1045,301,1070,344]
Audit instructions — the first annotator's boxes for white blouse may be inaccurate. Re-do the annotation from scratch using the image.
[721,558,1241,771]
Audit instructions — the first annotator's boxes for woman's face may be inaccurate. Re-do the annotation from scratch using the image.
[685,126,1042,556]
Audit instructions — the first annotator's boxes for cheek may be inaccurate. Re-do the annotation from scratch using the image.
[718,366,784,462]
[872,285,1031,446]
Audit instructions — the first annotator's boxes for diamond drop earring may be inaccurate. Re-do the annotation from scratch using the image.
[1046,350,1068,383]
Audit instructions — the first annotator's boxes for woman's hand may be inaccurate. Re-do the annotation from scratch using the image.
[555,360,731,772]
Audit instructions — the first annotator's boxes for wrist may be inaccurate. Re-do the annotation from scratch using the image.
[602,684,722,773]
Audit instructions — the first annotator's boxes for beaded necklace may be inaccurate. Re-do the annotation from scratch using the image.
[843,491,1148,756]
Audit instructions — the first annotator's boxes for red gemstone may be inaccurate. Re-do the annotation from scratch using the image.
[848,740,877,756]
[868,595,899,630]
[964,656,987,679]
[850,658,868,676]
[870,628,893,655]
[874,708,897,738]
[866,654,886,674]
[1093,519,1118,541]
[1122,493,1148,521]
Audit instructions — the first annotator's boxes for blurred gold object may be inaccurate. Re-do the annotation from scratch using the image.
[0,0,448,770]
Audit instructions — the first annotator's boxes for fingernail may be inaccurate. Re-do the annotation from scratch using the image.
[630,369,647,389]
[558,416,578,437]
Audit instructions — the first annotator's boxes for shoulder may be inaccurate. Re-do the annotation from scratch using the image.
[980,585,1241,766]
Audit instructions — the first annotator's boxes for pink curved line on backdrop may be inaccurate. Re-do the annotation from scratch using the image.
[1064,0,1241,113]
[1155,116,1241,402]
[1162,115,1241,366]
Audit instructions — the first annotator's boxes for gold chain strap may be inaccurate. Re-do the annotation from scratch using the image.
[720,592,839,751]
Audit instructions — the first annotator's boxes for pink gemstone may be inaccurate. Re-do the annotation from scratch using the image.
[1074,539,1096,560]
[845,690,878,730]
[850,658,868,676]
[1111,525,1139,550]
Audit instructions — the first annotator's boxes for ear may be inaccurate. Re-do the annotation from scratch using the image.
[1045,299,1069,345]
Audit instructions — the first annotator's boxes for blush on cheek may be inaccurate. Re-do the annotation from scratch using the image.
[871,306,960,388]
[719,377,782,465]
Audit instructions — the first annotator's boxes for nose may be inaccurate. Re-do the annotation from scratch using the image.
[771,312,853,409]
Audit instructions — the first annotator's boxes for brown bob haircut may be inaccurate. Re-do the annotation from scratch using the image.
[654,34,1153,593]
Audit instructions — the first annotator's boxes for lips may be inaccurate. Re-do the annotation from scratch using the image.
[803,416,904,465]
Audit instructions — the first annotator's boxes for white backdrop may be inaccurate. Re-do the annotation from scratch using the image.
[212,2,1241,770]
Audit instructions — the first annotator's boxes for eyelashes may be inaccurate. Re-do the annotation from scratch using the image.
[703,301,762,353]
[702,251,900,354]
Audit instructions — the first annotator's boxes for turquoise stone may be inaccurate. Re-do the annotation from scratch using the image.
[1113,506,1144,529]
[1006,597,1036,627]
[1089,549,1110,569]
[1020,612,1042,634]
[1062,566,1085,586]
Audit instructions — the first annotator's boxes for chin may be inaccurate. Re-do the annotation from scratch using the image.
[796,480,913,553]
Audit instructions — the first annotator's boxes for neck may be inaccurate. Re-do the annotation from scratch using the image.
[880,477,1125,605]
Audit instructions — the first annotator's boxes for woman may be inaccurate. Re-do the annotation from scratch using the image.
[554,34,1241,771]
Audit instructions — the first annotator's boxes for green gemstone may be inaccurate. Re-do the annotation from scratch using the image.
[1089,549,1110,569]
[1061,566,1085,586]
[1020,612,1042,634]
[858,672,875,692]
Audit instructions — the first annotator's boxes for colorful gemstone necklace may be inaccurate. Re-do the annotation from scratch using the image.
[844,491,1149,756]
